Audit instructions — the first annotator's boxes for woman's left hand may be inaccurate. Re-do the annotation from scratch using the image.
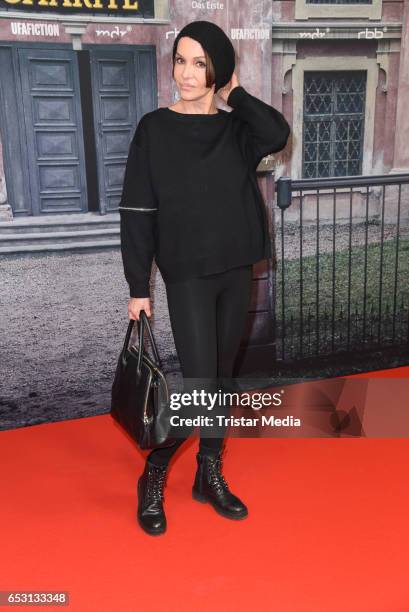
[217,72,240,104]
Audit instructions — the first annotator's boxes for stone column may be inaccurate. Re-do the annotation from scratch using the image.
[391,0,409,172]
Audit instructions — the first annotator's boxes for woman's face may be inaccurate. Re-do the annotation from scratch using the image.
[173,36,214,100]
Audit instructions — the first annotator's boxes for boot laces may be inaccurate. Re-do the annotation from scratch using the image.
[208,457,230,494]
[146,466,167,502]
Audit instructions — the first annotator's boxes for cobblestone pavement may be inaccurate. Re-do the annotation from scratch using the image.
[0,248,180,430]
[1,243,407,432]
[274,222,409,260]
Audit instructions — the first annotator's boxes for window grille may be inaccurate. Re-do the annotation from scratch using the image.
[303,71,366,178]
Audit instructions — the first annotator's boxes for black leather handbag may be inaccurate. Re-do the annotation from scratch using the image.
[110,310,174,450]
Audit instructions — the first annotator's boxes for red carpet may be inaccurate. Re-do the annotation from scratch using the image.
[1,367,409,611]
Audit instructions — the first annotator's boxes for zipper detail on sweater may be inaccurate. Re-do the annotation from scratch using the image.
[118,206,157,211]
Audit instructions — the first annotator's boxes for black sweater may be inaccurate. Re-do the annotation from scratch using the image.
[119,85,290,298]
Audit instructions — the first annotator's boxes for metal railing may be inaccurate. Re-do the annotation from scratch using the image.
[272,173,409,362]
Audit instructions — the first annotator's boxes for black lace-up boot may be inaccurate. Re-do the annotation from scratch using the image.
[137,458,169,535]
[192,450,248,520]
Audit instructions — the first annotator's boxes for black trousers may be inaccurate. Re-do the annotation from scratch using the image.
[147,263,253,466]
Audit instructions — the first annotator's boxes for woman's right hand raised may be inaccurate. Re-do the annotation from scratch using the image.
[128,297,152,321]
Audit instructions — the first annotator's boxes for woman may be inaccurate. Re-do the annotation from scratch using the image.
[119,20,290,536]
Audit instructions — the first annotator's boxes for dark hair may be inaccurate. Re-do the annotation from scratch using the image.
[172,47,216,89]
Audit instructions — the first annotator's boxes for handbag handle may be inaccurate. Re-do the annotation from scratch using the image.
[120,318,135,367]
[135,311,161,375]
[120,311,161,376]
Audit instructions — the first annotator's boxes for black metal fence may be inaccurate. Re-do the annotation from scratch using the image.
[272,173,409,362]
